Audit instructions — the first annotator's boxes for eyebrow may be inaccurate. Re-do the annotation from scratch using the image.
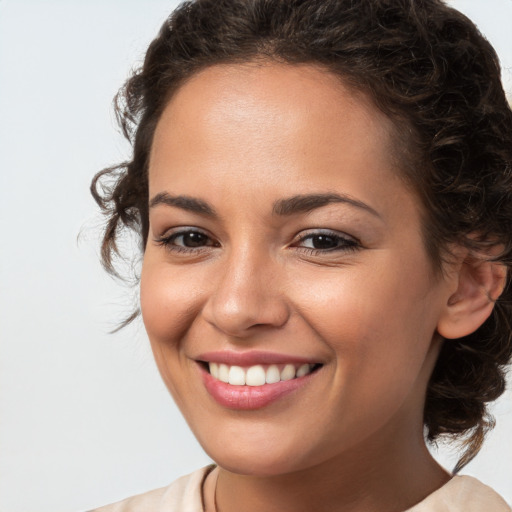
[148,191,380,219]
[149,192,218,217]
[272,193,381,218]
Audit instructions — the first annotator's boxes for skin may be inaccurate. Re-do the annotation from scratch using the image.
[140,62,478,512]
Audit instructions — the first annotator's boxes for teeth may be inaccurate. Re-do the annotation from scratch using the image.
[210,362,219,379]
[266,364,281,384]
[296,363,310,378]
[246,365,266,386]
[228,365,246,385]
[218,363,229,383]
[280,364,296,381]
[208,362,316,386]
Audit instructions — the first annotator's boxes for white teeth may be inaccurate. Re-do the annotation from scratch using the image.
[265,365,281,384]
[208,362,317,386]
[246,365,266,386]
[280,364,296,381]
[218,363,230,383]
[209,362,219,379]
[296,363,310,378]
[228,365,246,385]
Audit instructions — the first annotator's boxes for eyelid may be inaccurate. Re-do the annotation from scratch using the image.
[156,225,210,239]
[154,226,220,252]
[291,229,361,253]
[294,228,359,243]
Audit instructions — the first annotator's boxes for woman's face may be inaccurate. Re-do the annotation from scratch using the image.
[141,63,455,476]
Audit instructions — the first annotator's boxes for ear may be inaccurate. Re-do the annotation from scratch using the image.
[437,254,507,340]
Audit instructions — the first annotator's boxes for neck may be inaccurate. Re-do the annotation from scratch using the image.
[208,424,449,512]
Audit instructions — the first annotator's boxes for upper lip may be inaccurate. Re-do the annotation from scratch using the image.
[195,350,321,366]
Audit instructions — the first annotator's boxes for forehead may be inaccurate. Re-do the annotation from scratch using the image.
[154,63,396,152]
[149,62,401,191]
[168,62,374,124]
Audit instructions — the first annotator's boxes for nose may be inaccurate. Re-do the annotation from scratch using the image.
[202,245,290,338]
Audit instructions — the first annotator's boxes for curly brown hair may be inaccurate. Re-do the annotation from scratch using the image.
[91,0,512,471]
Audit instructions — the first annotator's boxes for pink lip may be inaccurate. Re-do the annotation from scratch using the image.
[198,363,319,410]
[196,350,319,366]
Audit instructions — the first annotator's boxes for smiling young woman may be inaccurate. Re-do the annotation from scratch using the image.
[90,1,512,511]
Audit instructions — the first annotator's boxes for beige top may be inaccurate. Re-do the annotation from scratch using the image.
[90,465,511,512]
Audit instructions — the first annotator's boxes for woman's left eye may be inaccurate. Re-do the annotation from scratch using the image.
[293,231,360,253]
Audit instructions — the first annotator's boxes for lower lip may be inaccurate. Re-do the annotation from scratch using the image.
[200,365,317,410]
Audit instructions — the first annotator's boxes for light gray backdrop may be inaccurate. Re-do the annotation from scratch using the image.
[1,1,511,511]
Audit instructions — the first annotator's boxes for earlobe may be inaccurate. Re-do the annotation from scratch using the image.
[437,256,507,340]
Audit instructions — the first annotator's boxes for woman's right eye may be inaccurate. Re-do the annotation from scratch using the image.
[156,229,219,253]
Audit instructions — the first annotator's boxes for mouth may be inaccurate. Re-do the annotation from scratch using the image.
[202,361,322,386]
[196,354,324,410]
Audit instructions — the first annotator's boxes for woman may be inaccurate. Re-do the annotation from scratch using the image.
[90,0,512,510]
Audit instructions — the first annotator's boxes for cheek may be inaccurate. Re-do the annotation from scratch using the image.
[303,267,438,430]
[140,258,207,359]
[139,259,208,404]
[287,264,394,340]
[291,256,440,374]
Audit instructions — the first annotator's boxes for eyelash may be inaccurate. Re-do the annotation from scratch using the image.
[293,230,360,255]
[155,229,218,254]
[155,229,361,255]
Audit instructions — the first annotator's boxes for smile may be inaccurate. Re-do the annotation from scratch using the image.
[198,355,323,410]
[208,362,317,386]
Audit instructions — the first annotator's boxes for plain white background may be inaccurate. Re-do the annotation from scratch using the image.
[0,1,511,511]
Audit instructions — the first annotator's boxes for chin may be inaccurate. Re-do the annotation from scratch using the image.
[212,451,305,477]
[198,431,318,477]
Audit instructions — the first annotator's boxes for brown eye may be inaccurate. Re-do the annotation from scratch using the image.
[178,231,209,247]
[309,234,339,250]
[156,228,219,253]
[295,230,360,253]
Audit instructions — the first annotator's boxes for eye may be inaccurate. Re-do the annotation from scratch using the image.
[174,231,209,247]
[293,230,360,253]
[155,228,219,253]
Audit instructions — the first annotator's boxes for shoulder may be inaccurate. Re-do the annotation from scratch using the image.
[406,475,511,512]
[88,465,214,512]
